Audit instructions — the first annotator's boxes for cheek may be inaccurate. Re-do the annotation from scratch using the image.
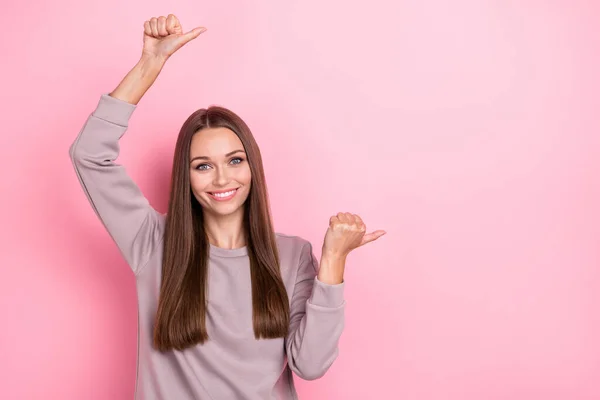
[189,172,210,194]
[230,164,252,186]
[239,166,252,185]
[233,166,252,200]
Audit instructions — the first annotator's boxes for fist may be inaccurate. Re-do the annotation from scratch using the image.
[322,212,386,258]
[142,14,206,62]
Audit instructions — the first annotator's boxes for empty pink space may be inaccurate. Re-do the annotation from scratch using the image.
[1,0,599,399]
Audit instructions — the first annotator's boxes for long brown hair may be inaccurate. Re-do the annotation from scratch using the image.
[153,106,289,352]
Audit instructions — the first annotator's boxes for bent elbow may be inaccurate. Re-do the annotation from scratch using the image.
[288,349,338,381]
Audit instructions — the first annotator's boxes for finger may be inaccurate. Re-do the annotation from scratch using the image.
[169,14,182,34]
[179,27,207,45]
[342,213,351,223]
[359,230,386,246]
[166,15,176,34]
[337,212,350,224]
[158,16,168,36]
[150,17,159,37]
[144,21,152,36]
[352,214,364,226]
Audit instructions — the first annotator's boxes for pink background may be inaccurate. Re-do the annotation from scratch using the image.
[2,0,599,399]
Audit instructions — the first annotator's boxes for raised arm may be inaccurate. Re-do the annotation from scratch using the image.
[69,14,206,275]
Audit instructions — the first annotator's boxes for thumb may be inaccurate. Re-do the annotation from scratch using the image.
[359,230,386,247]
[179,27,207,45]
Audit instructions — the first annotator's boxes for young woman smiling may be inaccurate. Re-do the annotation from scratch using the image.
[69,14,386,400]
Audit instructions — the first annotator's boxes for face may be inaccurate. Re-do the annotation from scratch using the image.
[189,127,252,217]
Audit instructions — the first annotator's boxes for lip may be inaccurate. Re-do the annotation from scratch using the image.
[209,188,240,194]
[207,188,239,202]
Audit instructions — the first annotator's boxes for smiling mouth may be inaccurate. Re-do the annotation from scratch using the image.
[207,188,239,201]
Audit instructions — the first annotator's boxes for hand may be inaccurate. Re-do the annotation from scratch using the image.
[322,212,386,259]
[142,14,206,63]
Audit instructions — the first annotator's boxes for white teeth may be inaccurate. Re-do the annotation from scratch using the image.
[212,189,236,198]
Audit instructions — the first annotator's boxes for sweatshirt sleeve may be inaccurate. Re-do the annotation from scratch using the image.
[69,93,164,276]
[285,240,345,380]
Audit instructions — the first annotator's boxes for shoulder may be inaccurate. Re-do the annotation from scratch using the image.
[274,233,316,281]
[275,232,311,253]
[275,233,319,281]
[274,232,317,266]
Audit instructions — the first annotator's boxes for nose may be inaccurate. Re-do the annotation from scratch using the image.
[213,166,230,187]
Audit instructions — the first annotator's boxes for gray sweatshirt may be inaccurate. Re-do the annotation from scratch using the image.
[69,93,346,400]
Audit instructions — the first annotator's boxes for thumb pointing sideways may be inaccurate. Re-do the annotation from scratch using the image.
[180,27,207,45]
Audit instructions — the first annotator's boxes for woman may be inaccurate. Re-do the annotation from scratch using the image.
[69,14,386,400]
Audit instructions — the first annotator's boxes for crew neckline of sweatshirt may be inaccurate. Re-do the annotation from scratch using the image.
[209,243,248,258]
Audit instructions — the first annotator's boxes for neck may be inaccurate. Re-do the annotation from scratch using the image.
[203,207,246,249]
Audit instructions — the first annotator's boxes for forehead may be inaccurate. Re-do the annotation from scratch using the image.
[190,127,243,156]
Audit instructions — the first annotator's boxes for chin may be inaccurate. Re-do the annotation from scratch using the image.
[210,205,244,217]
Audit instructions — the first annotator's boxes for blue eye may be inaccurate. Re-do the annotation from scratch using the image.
[195,157,244,170]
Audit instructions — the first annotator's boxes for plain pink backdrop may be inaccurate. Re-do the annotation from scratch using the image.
[1,0,599,399]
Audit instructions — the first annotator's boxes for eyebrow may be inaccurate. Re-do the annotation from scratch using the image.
[190,150,246,163]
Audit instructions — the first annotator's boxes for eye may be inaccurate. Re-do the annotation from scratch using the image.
[194,157,244,171]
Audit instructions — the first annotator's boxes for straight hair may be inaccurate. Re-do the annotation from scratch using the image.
[153,106,289,352]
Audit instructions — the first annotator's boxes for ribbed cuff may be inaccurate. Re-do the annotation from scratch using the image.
[92,93,137,127]
[309,277,345,308]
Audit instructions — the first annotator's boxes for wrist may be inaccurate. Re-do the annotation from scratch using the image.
[318,254,346,285]
[321,247,349,260]
[110,56,164,105]
[138,54,166,73]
